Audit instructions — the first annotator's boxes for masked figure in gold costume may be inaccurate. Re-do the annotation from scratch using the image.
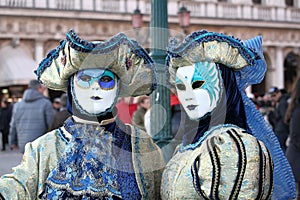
[161,30,296,200]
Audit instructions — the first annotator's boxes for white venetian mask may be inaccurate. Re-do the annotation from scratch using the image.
[72,68,118,115]
[175,62,222,120]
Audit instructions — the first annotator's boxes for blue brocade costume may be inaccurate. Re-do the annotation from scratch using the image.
[0,117,164,199]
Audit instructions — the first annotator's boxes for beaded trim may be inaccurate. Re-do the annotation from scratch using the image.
[191,156,210,200]
[265,145,274,200]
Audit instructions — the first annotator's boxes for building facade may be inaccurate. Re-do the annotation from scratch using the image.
[0,0,300,100]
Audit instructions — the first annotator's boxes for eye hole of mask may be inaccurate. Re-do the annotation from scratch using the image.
[79,75,92,82]
[192,80,205,89]
[176,83,186,91]
[98,75,115,90]
[100,76,113,83]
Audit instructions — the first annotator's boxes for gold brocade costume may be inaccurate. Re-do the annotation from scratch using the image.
[161,125,273,200]
[163,30,296,199]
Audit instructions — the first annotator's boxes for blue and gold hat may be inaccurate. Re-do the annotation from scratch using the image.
[35,29,157,97]
[166,30,264,90]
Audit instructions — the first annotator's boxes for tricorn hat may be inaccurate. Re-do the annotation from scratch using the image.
[35,29,157,97]
[166,30,264,90]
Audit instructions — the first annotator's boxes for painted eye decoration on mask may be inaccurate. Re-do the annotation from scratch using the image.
[192,62,220,107]
[76,70,116,90]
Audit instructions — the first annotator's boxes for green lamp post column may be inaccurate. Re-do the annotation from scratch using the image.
[149,0,173,160]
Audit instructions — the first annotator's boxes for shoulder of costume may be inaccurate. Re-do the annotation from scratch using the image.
[22,129,69,153]
[180,124,247,152]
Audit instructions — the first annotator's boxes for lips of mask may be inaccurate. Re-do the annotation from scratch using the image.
[175,62,221,120]
[72,68,118,115]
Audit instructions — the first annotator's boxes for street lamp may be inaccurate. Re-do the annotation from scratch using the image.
[149,0,173,161]
[132,3,143,29]
[132,0,149,44]
[178,5,190,34]
[130,0,180,161]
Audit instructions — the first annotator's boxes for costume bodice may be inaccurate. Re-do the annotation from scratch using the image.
[40,117,140,199]
[161,140,202,199]
[161,124,273,200]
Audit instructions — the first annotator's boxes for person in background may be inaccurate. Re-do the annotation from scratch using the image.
[267,87,279,129]
[8,95,19,150]
[132,95,150,131]
[10,95,19,105]
[257,93,274,125]
[0,98,12,151]
[115,97,138,124]
[285,77,300,200]
[143,92,185,140]
[169,92,186,145]
[48,93,71,131]
[268,86,290,152]
[52,97,61,111]
[9,79,56,153]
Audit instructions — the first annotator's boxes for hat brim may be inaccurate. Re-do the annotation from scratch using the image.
[167,30,261,87]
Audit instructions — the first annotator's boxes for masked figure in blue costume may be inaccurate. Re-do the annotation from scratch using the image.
[161,30,296,200]
[0,30,165,199]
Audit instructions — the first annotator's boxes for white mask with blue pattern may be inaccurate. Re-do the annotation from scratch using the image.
[72,68,118,115]
[175,62,222,120]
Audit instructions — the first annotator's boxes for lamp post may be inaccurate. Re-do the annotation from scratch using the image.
[132,1,143,29]
[131,0,189,161]
[178,5,190,34]
[132,0,143,43]
[149,0,172,160]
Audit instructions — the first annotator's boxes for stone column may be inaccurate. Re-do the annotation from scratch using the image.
[295,0,300,8]
[275,46,284,89]
[35,40,44,64]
